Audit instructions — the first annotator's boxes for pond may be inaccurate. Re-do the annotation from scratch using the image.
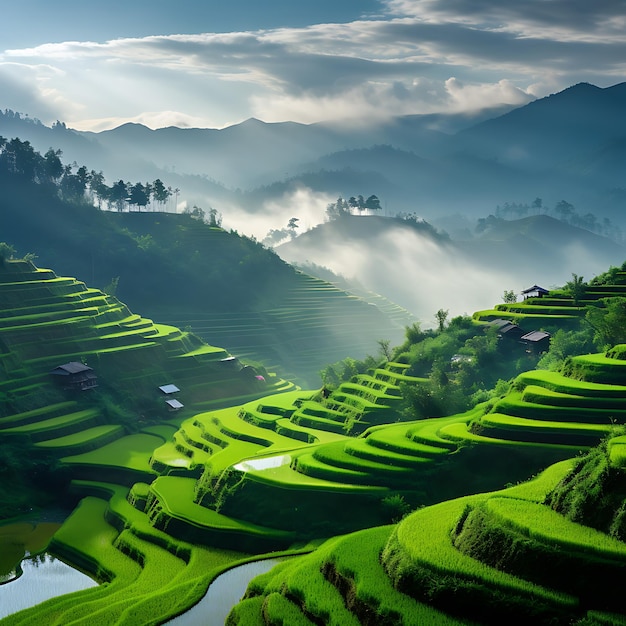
[166,558,284,626]
[0,516,98,620]
[0,552,98,620]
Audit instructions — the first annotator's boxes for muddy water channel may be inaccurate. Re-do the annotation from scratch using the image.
[166,558,285,626]
[0,518,97,620]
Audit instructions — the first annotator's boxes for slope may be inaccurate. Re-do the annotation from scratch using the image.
[0,173,406,385]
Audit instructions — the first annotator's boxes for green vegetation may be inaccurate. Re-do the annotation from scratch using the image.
[3,242,626,624]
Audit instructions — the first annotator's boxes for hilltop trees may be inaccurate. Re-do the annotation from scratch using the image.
[502,290,517,303]
[0,242,15,264]
[0,135,176,213]
[326,194,382,220]
[493,197,622,241]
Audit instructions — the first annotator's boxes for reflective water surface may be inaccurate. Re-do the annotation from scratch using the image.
[166,558,284,626]
[0,552,97,620]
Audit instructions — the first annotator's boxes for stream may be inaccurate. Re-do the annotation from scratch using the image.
[165,558,284,626]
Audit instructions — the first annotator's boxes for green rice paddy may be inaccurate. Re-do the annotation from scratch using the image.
[2,260,626,624]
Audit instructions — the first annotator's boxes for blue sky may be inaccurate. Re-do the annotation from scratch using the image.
[1,0,625,130]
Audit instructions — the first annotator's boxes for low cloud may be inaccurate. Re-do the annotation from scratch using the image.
[276,224,516,323]
[221,187,334,241]
[275,222,616,327]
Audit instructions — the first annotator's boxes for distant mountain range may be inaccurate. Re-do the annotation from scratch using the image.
[1,82,626,228]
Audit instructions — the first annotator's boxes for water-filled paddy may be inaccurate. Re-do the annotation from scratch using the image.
[0,553,98,620]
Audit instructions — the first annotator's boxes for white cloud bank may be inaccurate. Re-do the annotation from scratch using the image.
[1,0,625,130]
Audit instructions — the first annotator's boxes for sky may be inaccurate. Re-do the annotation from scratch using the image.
[1,0,625,131]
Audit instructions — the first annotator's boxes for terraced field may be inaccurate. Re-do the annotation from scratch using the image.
[4,258,626,625]
[473,271,626,329]
[159,271,409,385]
[228,451,626,625]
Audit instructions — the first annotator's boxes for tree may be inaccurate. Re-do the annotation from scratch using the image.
[43,148,63,183]
[287,217,299,239]
[109,180,129,211]
[502,290,517,303]
[60,163,89,202]
[208,207,222,227]
[326,197,349,221]
[129,182,149,211]
[554,200,575,222]
[565,273,586,306]
[183,204,205,220]
[365,195,381,211]
[2,138,42,180]
[152,178,170,210]
[585,298,626,349]
[435,308,449,332]
[143,181,153,210]
[377,339,393,361]
[0,242,16,265]
[89,170,107,209]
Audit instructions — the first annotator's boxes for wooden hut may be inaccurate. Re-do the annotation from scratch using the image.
[50,362,98,391]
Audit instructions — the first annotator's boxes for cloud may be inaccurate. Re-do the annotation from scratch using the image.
[0,62,80,122]
[1,5,625,129]
[276,223,518,324]
[383,0,626,42]
[444,77,534,111]
[72,111,214,132]
[221,187,334,240]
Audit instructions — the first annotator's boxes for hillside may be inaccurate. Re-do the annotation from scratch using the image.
[0,174,408,385]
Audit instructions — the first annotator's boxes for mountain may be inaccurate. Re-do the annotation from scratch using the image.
[455,82,626,170]
[1,82,626,231]
[458,214,626,279]
[276,214,625,323]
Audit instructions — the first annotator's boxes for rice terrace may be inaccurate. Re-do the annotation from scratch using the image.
[1,242,626,625]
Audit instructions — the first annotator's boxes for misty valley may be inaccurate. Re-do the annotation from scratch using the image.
[2,83,626,626]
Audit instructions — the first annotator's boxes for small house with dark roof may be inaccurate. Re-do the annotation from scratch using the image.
[50,362,98,391]
[521,285,550,299]
[489,319,527,341]
[521,330,551,353]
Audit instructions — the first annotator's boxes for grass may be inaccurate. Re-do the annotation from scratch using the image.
[483,497,626,561]
[62,434,163,473]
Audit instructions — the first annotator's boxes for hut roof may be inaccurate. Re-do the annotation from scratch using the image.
[521,285,550,295]
[159,384,180,394]
[50,362,93,376]
[521,330,550,342]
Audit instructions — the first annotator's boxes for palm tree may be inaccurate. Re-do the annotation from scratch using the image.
[565,273,586,306]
